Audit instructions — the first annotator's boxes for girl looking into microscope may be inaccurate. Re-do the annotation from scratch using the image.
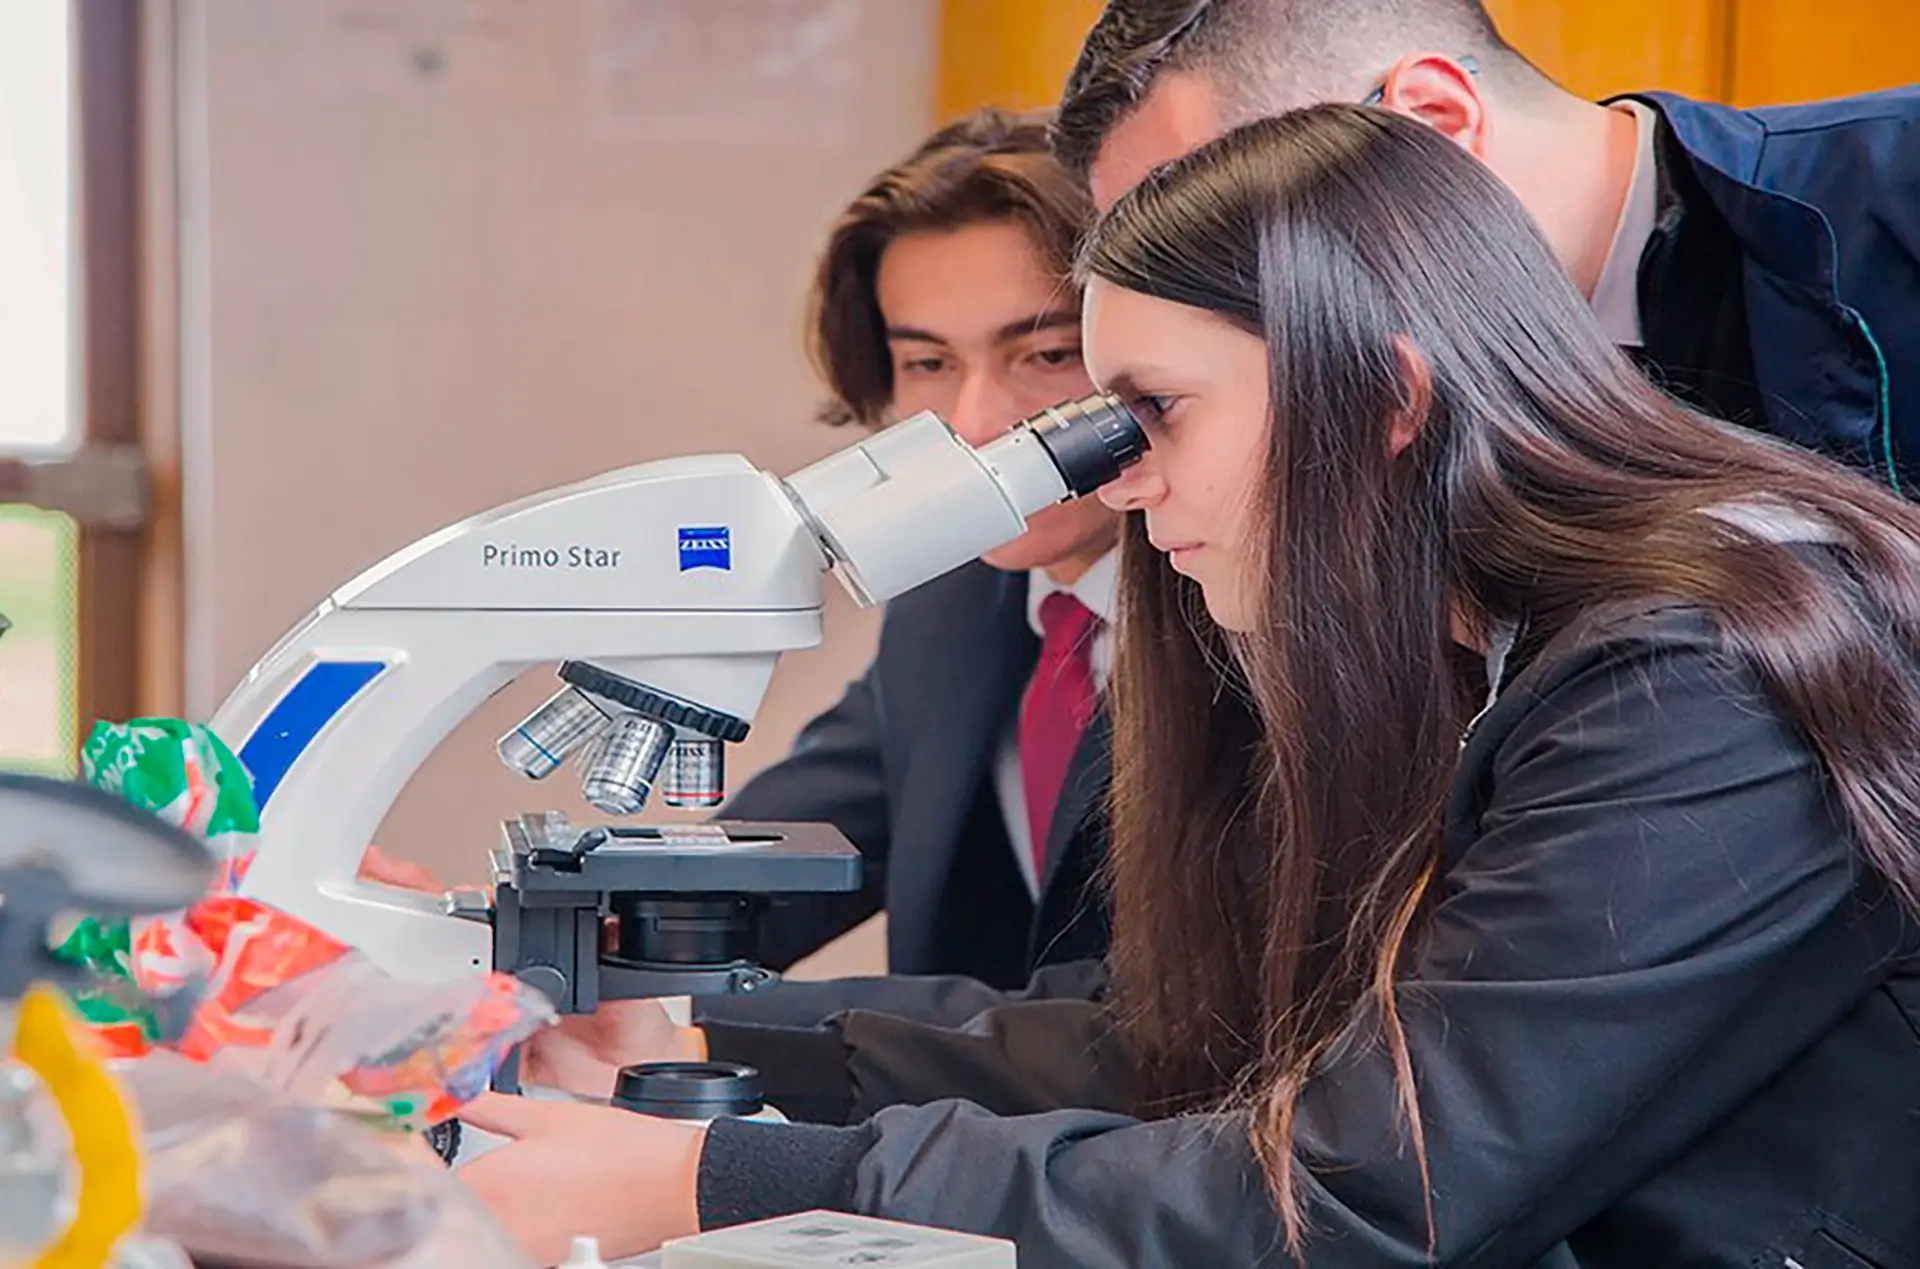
[457,105,1920,1267]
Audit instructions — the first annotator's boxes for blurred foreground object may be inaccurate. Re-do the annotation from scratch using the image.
[55,721,554,1133]
[0,772,214,1268]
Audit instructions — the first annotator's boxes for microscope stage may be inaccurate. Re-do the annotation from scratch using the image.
[489,813,865,1020]
[498,814,862,898]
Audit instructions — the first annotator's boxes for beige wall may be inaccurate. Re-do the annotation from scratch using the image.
[173,1,933,972]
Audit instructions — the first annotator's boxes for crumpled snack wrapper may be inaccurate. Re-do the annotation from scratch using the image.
[55,720,553,1131]
[52,719,260,1055]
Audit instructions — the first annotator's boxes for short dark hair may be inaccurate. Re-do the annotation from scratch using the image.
[806,108,1093,428]
[1053,0,1524,179]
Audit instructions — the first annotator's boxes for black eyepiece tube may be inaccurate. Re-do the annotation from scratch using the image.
[1025,393,1148,497]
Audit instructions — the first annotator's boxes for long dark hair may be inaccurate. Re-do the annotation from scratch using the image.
[807,108,1092,428]
[1081,104,1920,1249]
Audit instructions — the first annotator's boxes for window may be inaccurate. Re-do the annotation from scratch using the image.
[0,0,152,773]
[0,2,80,774]
[0,1,73,453]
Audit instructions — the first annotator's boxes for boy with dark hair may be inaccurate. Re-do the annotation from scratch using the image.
[1056,0,1920,487]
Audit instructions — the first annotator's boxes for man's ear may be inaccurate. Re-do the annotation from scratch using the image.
[1377,54,1489,159]
[1387,336,1435,458]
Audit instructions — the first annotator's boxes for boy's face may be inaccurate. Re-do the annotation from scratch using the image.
[877,219,1119,575]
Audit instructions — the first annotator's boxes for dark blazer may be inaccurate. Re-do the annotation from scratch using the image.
[1632,87,1920,487]
[698,598,1920,1268]
[705,561,1112,1029]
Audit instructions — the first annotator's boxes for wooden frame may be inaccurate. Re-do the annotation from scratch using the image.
[74,0,150,735]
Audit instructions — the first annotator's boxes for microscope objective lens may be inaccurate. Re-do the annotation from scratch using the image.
[498,687,611,779]
[663,738,726,808]
[580,714,673,816]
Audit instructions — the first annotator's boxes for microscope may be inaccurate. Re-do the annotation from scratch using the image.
[206,396,1143,1044]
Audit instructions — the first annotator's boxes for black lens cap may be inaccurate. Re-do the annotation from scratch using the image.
[612,1061,764,1121]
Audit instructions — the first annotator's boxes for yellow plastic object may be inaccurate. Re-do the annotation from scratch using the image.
[11,985,141,1269]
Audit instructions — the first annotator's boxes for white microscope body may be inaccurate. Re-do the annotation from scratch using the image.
[208,398,1141,986]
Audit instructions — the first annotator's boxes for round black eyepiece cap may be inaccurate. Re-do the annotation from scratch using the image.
[1028,393,1147,497]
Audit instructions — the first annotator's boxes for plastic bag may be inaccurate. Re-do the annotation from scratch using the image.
[122,1052,531,1269]
[110,1237,197,1269]
[56,917,159,1058]
[53,720,260,1051]
[54,721,554,1131]
[132,884,555,1125]
[223,956,553,1132]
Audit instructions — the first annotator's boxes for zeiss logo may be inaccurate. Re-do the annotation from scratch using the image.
[678,526,732,572]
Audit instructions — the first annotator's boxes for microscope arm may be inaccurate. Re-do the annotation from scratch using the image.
[211,458,822,983]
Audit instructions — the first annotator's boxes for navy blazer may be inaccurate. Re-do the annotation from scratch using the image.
[1633,87,1920,487]
[714,561,1111,1020]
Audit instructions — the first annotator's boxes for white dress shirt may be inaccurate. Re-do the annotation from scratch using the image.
[1590,99,1661,349]
[991,549,1117,899]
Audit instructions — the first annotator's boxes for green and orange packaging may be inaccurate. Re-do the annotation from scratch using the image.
[52,719,551,1129]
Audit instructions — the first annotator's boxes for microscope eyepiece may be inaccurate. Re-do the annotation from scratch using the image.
[1023,393,1147,498]
[782,391,1149,607]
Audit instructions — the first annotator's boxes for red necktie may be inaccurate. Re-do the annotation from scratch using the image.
[1020,592,1100,876]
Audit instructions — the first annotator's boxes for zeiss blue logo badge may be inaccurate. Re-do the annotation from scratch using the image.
[678,526,732,572]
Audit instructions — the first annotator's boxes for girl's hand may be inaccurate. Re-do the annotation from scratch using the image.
[521,999,707,1099]
[457,1092,705,1264]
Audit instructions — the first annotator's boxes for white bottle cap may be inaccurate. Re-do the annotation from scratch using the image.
[561,1234,609,1268]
